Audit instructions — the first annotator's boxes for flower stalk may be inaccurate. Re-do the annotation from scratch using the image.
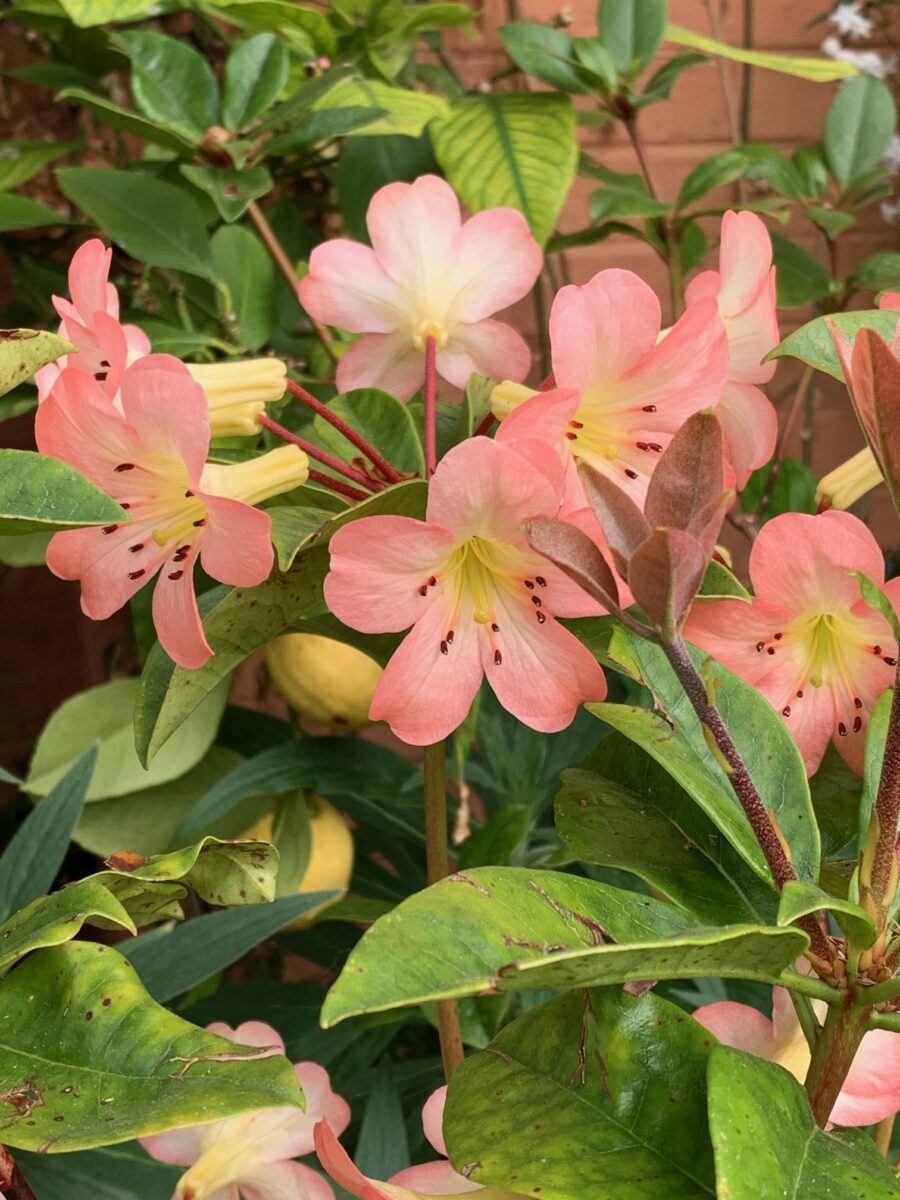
[424,334,438,477]
[859,664,900,967]
[285,379,405,484]
[258,413,379,492]
[803,994,870,1128]
[0,1146,37,1200]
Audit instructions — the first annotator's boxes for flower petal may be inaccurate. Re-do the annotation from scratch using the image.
[200,496,274,587]
[723,268,779,384]
[421,1087,447,1157]
[693,1001,777,1057]
[119,355,210,485]
[243,1159,338,1200]
[389,1162,480,1195]
[46,519,167,621]
[684,598,788,690]
[35,368,138,490]
[367,175,460,293]
[205,1021,285,1054]
[437,319,532,389]
[335,333,424,403]
[295,1062,352,1141]
[151,542,212,669]
[325,516,456,634]
[447,207,542,323]
[67,237,115,320]
[830,1029,900,1126]
[716,210,774,317]
[138,1124,206,1167]
[315,1121,392,1200]
[715,381,778,488]
[299,240,408,334]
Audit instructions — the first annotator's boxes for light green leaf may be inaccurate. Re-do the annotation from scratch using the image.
[860,688,891,849]
[0,192,67,232]
[115,31,219,139]
[207,0,336,57]
[445,988,715,1199]
[853,251,900,293]
[222,32,289,131]
[26,677,228,800]
[666,23,858,81]
[312,77,449,137]
[56,89,198,155]
[677,148,751,210]
[806,204,857,239]
[499,22,593,94]
[767,309,900,380]
[598,0,667,75]
[708,1046,900,1199]
[268,506,336,573]
[0,879,135,977]
[57,167,218,284]
[0,942,302,1152]
[432,92,577,246]
[0,448,125,535]
[824,76,897,188]
[181,164,273,223]
[0,330,72,398]
[98,835,279,908]
[314,389,425,476]
[57,0,158,25]
[0,141,80,191]
[590,186,670,220]
[321,866,807,1025]
[211,224,276,350]
[777,880,875,948]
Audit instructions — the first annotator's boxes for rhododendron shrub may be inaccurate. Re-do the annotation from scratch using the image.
[2,5,900,1200]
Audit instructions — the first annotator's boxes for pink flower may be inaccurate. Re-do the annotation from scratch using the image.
[879,291,900,312]
[683,211,780,487]
[494,269,729,508]
[315,1087,530,1198]
[695,987,900,1126]
[35,238,150,401]
[297,175,542,401]
[683,510,900,775]
[36,357,308,669]
[323,437,607,744]
[140,1021,350,1200]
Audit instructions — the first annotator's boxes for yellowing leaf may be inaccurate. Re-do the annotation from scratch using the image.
[665,23,857,82]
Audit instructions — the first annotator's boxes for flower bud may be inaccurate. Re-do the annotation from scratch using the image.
[187,358,287,437]
[817,446,882,510]
[490,379,537,421]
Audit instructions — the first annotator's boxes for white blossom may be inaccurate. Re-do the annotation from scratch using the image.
[881,197,900,225]
[828,3,873,40]
[821,35,896,79]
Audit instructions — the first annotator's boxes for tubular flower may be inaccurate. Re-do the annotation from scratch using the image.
[683,510,900,775]
[817,445,883,511]
[695,986,900,1126]
[683,210,780,487]
[494,269,729,507]
[35,237,287,437]
[140,1021,350,1200]
[297,174,543,401]
[323,437,607,745]
[36,357,308,670]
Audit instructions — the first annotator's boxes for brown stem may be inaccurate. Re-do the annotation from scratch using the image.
[285,379,404,484]
[258,413,379,491]
[246,200,338,366]
[424,335,438,478]
[662,637,832,964]
[804,994,869,1128]
[424,741,464,1080]
[0,1146,37,1200]
[757,365,815,520]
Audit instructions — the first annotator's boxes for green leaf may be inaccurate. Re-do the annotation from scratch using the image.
[264,105,386,154]
[56,89,198,155]
[0,746,97,923]
[321,866,808,1025]
[0,879,135,977]
[56,0,158,25]
[18,1143,180,1200]
[208,0,336,58]
[665,23,858,82]
[335,131,437,241]
[26,677,228,800]
[571,37,618,90]
[0,942,302,1151]
[810,744,862,859]
[806,204,857,239]
[210,224,276,350]
[860,688,891,848]
[499,22,593,94]
[0,140,80,191]
[0,192,67,232]
[594,630,820,885]
[590,186,670,220]
[180,164,273,223]
[853,251,900,293]
[677,148,751,210]
[268,506,337,573]
[57,167,218,284]
[311,77,449,137]
[708,1046,900,1199]
[314,389,424,475]
[0,331,72,399]
[432,93,577,246]
[767,309,900,380]
[556,741,778,925]
[699,558,751,600]
[778,880,875,948]
[637,50,708,106]
[123,891,338,1002]
[741,457,818,523]
[0,448,125,535]
[445,988,715,1198]
[99,835,279,908]
[222,32,289,131]
[598,0,667,75]
[824,76,897,188]
[115,31,219,139]
[770,232,831,307]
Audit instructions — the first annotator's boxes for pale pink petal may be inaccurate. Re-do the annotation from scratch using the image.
[243,1160,337,1200]
[367,175,460,292]
[437,319,532,389]
[314,1121,392,1200]
[119,355,210,484]
[35,369,137,489]
[830,1030,900,1126]
[34,361,61,401]
[550,269,663,391]
[90,310,131,399]
[206,1021,286,1054]
[421,1087,447,1157]
[779,674,836,776]
[370,598,483,745]
[390,1162,479,1195]
[138,1125,205,1166]
[717,211,774,316]
[715,381,778,487]
[200,496,273,587]
[151,542,212,669]
[447,208,542,323]
[425,437,560,544]
[483,595,607,733]
[68,238,114,319]
[298,240,408,334]
[295,1063,351,1140]
[335,333,424,402]
[47,520,166,622]
[693,1001,778,1057]
[879,291,900,312]
[723,268,779,384]
[495,388,583,512]
[124,321,152,358]
[684,598,788,691]
[325,517,456,634]
[684,269,720,307]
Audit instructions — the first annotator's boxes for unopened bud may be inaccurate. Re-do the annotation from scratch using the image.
[490,380,538,421]
[188,358,287,437]
[817,446,882,511]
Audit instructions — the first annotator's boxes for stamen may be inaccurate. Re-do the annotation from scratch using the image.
[128,569,145,580]
[642,405,657,412]
[102,525,118,535]
[168,570,184,581]
[535,576,547,587]
[853,716,862,733]
[782,706,791,717]
[536,611,546,624]
[494,650,502,665]
[440,640,449,655]
[115,463,135,472]
[129,543,144,553]
[838,722,848,736]
[624,468,638,480]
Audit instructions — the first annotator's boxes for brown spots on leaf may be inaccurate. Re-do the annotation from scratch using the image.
[105,850,148,872]
[449,872,492,896]
[0,1080,43,1118]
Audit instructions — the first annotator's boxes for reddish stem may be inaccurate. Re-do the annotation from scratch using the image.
[424,335,438,477]
[258,413,378,491]
[0,1147,37,1200]
[473,411,496,438]
[538,372,556,391]
[307,468,369,503]
[285,379,404,484]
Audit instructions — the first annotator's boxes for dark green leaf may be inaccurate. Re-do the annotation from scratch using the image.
[210,224,276,350]
[222,32,289,131]
[806,204,857,239]
[314,389,424,475]
[499,22,593,94]
[590,186,670,220]
[677,148,750,210]
[824,75,897,188]
[264,106,386,154]
[777,880,875,948]
[0,193,68,232]
[853,251,900,293]
[597,0,667,75]
[770,231,831,308]
[56,88,197,155]
[637,50,707,106]
[0,140,80,192]
[180,164,273,223]
[115,31,219,138]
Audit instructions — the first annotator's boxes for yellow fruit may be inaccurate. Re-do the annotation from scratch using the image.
[242,794,354,928]
[265,633,382,729]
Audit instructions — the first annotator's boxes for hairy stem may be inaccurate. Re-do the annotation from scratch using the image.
[258,413,379,491]
[424,335,438,478]
[662,637,832,964]
[306,468,370,503]
[865,666,900,932]
[804,995,869,1128]
[424,741,464,1080]
[285,379,404,484]
[0,1147,37,1200]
